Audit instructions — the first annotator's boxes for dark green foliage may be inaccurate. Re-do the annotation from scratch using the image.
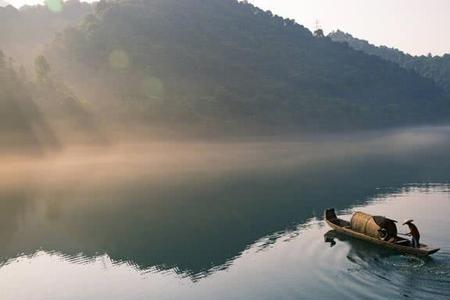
[314,29,325,38]
[0,48,102,153]
[1,0,450,137]
[0,1,91,69]
[35,55,51,83]
[0,50,58,152]
[329,30,450,95]
[0,0,104,150]
[31,55,106,144]
[47,0,450,133]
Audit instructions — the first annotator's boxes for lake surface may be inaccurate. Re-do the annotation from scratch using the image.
[0,127,450,300]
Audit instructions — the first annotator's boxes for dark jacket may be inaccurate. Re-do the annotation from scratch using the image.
[407,223,420,239]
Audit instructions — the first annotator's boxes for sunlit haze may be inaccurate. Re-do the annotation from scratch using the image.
[1,0,450,298]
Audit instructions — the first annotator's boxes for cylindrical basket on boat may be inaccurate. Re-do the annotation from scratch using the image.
[351,211,397,240]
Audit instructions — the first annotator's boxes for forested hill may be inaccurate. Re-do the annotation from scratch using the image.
[45,0,450,133]
[329,30,450,95]
[0,1,91,69]
[0,51,58,152]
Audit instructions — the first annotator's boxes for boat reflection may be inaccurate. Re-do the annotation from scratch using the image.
[1,131,450,279]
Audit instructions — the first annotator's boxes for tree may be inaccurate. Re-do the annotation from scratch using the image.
[0,50,5,67]
[45,0,450,132]
[314,29,325,38]
[95,0,111,14]
[35,55,51,83]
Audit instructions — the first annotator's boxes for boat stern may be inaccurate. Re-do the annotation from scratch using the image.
[324,208,337,221]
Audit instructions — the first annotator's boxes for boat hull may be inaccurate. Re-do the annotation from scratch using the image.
[325,209,440,256]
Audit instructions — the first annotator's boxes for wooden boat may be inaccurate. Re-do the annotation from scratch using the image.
[324,208,440,256]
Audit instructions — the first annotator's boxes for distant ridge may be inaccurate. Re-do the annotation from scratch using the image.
[0,0,9,7]
[329,30,450,95]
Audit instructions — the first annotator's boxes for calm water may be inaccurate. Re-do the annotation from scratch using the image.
[0,127,450,300]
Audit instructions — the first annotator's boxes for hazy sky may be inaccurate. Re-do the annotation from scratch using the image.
[5,0,450,56]
[250,0,450,56]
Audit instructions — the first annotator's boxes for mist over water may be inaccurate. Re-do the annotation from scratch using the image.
[0,126,449,299]
[2,125,449,185]
[2,1,450,298]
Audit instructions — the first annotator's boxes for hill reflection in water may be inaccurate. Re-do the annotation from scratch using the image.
[0,127,450,279]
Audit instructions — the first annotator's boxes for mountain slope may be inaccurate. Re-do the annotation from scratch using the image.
[329,30,450,95]
[0,1,92,70]
[0,51,58,152]
[46,0,449,133]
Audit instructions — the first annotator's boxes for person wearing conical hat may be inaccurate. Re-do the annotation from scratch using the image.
[403,219,420,248]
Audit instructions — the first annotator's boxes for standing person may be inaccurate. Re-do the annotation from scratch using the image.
[403,219,420,248]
